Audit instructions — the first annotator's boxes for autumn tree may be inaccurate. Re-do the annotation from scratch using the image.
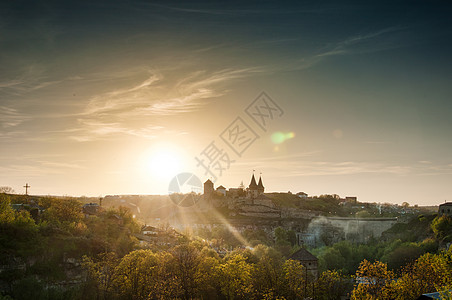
[387,251,452,299]
[281,259,307,299]
[351,260,394,300]
[314,270,350,300]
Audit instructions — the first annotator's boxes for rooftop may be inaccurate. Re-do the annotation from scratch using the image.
[289,248,318,262]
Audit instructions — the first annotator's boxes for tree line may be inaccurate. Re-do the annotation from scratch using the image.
[2,193,452,299]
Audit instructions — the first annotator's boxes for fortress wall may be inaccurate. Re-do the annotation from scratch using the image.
[307,217,398,244]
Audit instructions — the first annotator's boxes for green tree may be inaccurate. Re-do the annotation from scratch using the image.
[274,227,290,246]
[0,194,15,223]
[320,247,346,272]
[83,252,119,299]
[287,229,297,246]
[42,198,83,228]
[172,244,200,299]
[431,216,452,241]
[252,245,283,297]
[114,250,158,299]
[112,250,180,299]
[385,243,423,271]
[195,248,221,299]
[217,254,254,300]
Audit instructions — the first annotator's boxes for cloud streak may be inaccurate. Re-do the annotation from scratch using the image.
[234,155,452,177]
[257,26,409,73]
[0,106,30,128]
[69,67,262,141]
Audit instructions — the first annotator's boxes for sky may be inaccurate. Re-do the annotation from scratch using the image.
[1,0,452,205]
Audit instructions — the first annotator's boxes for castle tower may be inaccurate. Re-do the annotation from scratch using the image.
[203,179,214,210]
[246,173,259,199]
[249,174,258,189]
[257,175,264,195]
[204,179,214,202]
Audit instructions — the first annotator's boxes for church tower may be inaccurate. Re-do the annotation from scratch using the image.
[257,175,265,195]
[246,172,264,199]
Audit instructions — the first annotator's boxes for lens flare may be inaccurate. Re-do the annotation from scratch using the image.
[271,131,295,144]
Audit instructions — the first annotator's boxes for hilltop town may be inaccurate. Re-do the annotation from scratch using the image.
[1,179,449,299]
[79,172,435,249]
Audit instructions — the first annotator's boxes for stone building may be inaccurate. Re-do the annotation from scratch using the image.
[288,248,319,279]
[216,185,226,196]
[204,179,215,200]
[439,202,452,217]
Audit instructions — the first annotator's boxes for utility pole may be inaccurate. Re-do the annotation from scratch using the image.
[305,266,308,298]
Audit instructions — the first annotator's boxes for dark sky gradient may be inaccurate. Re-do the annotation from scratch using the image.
[1,1,451,204]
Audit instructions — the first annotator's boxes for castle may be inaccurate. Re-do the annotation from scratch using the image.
[203,172,265,201]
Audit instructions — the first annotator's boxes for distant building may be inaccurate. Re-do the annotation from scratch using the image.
[141,225,159,236]
[246,173,265,199]
[257,176,264,194]
[11,203,44,220]
[439,202,452,217]
[82,203,100,216]
[345,196,358,204]
[288,248,319,279]
[296,192,308,198]
[296,233,316,248]
[203,179,214,200]
[228,188,244,198]
[216,185,226,196]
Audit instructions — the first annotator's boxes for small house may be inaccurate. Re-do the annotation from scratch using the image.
[288,248,319,279]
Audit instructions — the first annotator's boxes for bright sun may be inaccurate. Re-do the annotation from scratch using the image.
[142,145,184,180]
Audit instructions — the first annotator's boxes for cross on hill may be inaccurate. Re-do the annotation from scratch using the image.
[23,183,30,195]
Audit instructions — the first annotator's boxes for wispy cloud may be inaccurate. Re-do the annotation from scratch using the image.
[142,3,330,16]
[0,25,410,144]
[260,26,408,73]
[0,65,61,95]
[253,160,412,176]
[0,106,30,128]
[71,67,262,141]
[36,161,86,169]
[234,155,452,177]
[84,67,261,117]
[316,26,407,58]
[69,121,163,142]
[0,155,87,178]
